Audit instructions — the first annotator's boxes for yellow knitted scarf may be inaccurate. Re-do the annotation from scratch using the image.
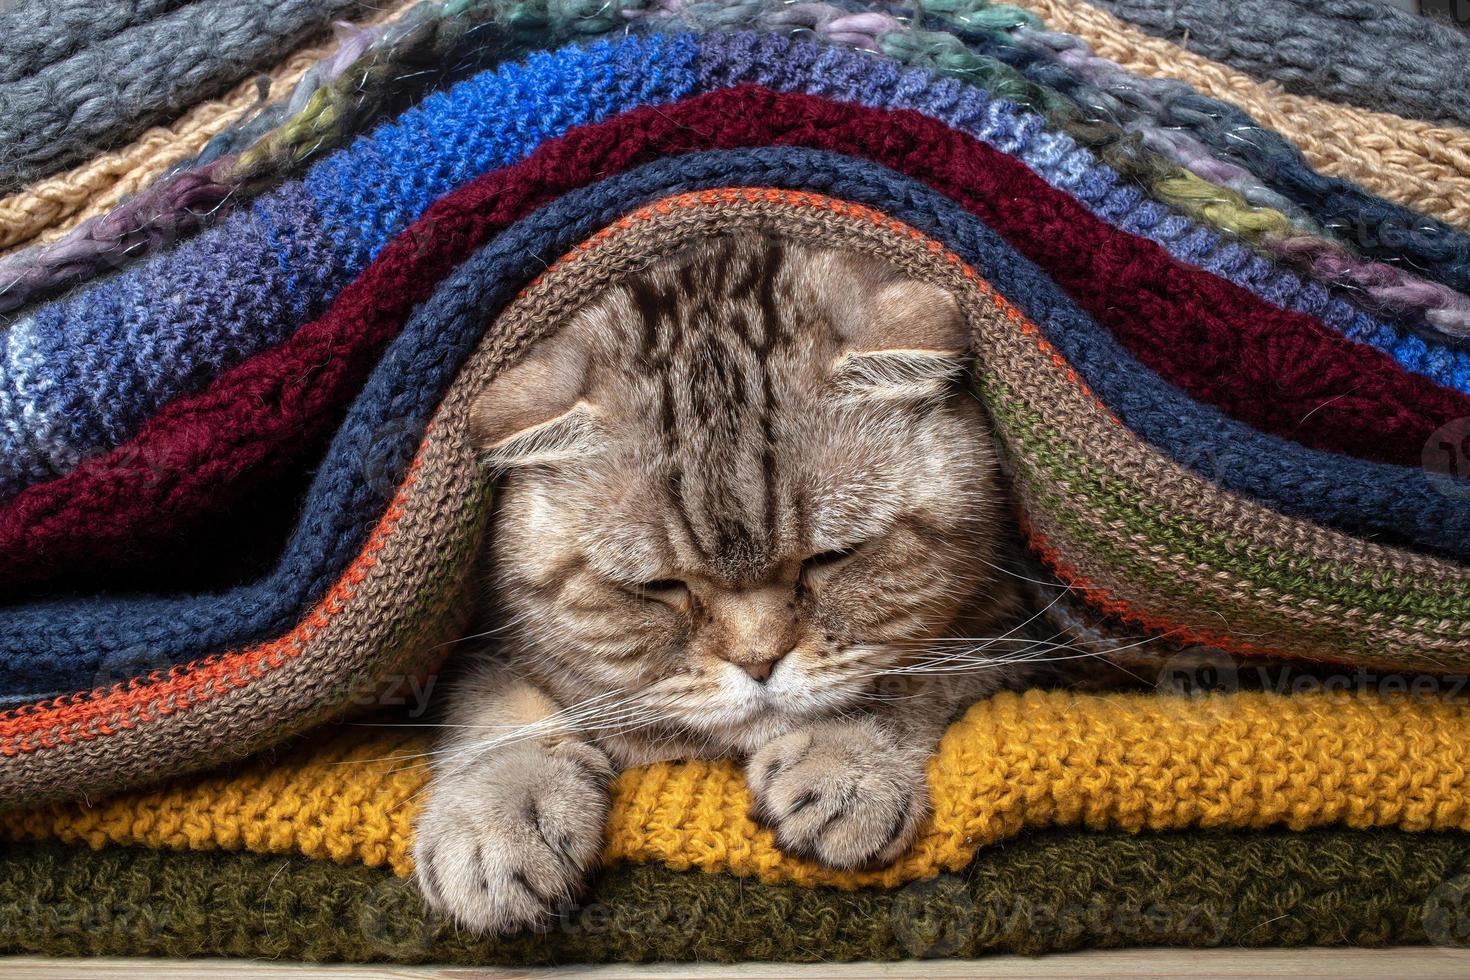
[7,687,1470,889]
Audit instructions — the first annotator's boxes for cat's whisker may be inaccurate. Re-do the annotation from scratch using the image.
[972,555,1079,590]
[842,623,1163,682]
[378,689,678,795]
[446,609,538,647]
[876,631,1171,677]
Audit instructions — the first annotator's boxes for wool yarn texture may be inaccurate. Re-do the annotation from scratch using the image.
[3,828,1458,961]
[0,0,193,85]
[5,33,1470,519]
[0,0,1455,355]
[0,0,371,194]
[0,0,671,313]
[1009,0,1470,231]
[970,17,1470,306]
[7,0,1470,338]
[13,688,1470,887]
[949,20,1470,337]
[0,0,416,257]
[2,107,1468,684]
[1091,0,1470,129]
[5,4,1470,962]
[4,186,1470,809]
[0,1,1458,398]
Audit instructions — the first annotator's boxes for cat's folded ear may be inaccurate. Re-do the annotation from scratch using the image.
[835,272,971,402]
[468,321,599,469]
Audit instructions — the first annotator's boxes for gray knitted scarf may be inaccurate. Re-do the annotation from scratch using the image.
[0,0,370,194]
[1091,0,1470,128]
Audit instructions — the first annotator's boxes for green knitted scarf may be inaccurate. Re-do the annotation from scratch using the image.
[4,829,1469,962]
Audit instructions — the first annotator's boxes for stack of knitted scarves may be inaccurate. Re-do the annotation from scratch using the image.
[10,688,1470,960]
[3,0,1470,966]
[3,14,1470,792]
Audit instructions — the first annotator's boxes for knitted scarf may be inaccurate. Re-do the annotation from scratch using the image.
[1091,0,1470,128]
[3,0,1470,344]
[0,0,375,193]
[8,688,1470,959]
[2,37,1469,591]
[13,689,1470,884]
[6,828,1463,961]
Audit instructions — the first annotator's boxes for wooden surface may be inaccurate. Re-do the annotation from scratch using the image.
[6,949,1470,977]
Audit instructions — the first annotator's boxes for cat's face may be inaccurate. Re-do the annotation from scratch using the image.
[471,235,1010,751]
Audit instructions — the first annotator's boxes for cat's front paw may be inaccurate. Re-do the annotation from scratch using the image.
[746,718,928,870]
[412,741,613,934]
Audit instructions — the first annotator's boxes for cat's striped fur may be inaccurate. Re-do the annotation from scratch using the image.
[415,233,1024,934]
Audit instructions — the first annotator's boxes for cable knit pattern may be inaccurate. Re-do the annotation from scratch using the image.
[6,32,1470,510]
[11,688,1470,888]
[0,0,369,193]
[5,829,1461,960]
[1092,0,1470,129]
[3,188,1469,810]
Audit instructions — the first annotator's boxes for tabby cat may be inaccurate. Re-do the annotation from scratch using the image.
[413,232,1029,933]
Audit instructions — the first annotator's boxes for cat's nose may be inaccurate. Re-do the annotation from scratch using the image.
[742,658,780,683]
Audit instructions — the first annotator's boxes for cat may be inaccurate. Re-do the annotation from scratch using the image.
[412,232,1032,934]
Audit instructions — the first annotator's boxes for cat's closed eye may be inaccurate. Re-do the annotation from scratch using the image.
[800,543,865,580]
[635,579,690,604]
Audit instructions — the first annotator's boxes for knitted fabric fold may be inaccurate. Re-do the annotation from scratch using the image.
[3,35,1468,530]
[6,4,1470,965]
[4,828,1461,961]
[0,0,195,86]
[1090,0,1470,129]
[2,0,1470,364]
[0,0,371,193]
[3,151,1467,692]
[1011,0,1470,230]
[6,0,1470,350]
[957,20,1470,338]
[11,688,1470,889]
[4,187,1469,808]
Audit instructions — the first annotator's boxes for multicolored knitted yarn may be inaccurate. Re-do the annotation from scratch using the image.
[1011,0,1470,229]
[0,0,416,256]
[8,687,1470,960]
[1092,0,1470,128]
[5,0,1470,348]
[0,0,374,193]
[3,185,1469,808]
[4,32,1470,529]
[0,153,1465,679]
